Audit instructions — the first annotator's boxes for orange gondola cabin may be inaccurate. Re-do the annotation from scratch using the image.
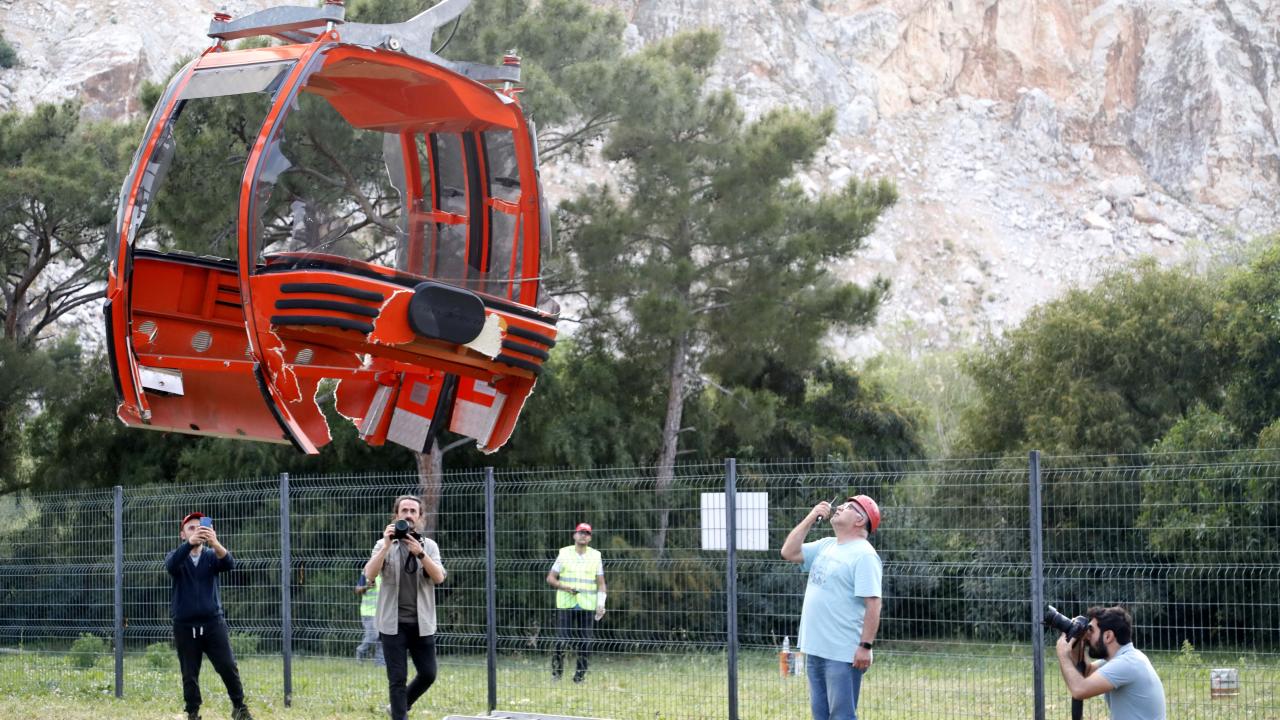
[104,0,558,454]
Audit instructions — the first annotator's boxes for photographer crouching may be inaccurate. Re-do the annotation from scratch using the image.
[364,495,447,720]
[1052,605,1166,720]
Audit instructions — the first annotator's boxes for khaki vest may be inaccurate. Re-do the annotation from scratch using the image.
[555,546,602,610]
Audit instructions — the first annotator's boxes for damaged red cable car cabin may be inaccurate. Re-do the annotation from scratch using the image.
[104,0,558,454]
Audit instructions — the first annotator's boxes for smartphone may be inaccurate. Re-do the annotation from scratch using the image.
[200,516,213,528]
[816,494,841,524]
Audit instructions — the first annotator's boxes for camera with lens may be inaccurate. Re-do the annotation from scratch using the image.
[1044,605,1089,642]
[392,519,423,542]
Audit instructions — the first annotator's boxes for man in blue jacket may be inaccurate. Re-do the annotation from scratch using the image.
[165,512,253,720]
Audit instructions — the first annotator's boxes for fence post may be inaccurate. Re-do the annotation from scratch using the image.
[485,466,498,714]
[113,485,124,698]
[280,472,293,707]
[725,458,739,720]
[1029,451,1045,720]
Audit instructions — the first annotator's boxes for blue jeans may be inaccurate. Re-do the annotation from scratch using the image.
[805,653,864,720]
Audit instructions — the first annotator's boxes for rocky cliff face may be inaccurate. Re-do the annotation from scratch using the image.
[3,0,1277,355]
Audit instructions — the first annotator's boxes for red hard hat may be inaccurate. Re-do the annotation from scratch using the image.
[847,495,881,532]
[574,522,592,534]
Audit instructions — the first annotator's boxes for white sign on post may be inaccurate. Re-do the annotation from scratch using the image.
[700,492,769,551]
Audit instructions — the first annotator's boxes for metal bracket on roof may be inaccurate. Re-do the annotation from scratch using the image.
[340,0,520,82]
[209,4,346,43]
[207,0,519,84]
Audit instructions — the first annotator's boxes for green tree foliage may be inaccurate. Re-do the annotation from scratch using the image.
[691,358,923,462]
[863,349,975,458]
[1212,235,1280,438]
[492,339,667,468]
[0,31,17,69]
[558,30,895,548]
[0,102,136,344]
[960,260,1220,456]
[0,339,54,485]
[1135,409,1280,646]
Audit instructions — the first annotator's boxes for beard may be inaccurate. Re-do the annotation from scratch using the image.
[1086,636,1109,660]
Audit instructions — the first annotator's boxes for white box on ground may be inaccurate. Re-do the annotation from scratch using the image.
[1210,667,1239,698]
[700,492,769,551]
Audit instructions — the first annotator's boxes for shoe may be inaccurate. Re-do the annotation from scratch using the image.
[551,672,562,681]
[186,713,201,720]
[232,706,254,720]
[572,672,585,683]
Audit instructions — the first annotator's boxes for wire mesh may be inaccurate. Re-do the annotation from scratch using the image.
[1041,452,1280,719]
[0,453,1277,719]
[489,462,731,719]
[0,488,115,669]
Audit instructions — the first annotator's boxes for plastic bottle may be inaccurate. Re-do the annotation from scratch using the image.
[779,636,791,677]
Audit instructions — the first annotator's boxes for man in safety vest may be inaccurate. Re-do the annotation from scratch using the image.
[545,522,607,683]
[355,572,384,666]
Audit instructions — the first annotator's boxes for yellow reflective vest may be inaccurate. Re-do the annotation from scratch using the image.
[360,575,380,618]
[554,546,602,611]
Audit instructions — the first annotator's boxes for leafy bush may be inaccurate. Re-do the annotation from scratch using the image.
[1176,639,1203,666]
[0,32,16,69]
[145,640,174,669]
[69,633,105,668]
[229,632,259,657]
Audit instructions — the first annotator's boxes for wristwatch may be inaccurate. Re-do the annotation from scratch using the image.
[859,641,874,650]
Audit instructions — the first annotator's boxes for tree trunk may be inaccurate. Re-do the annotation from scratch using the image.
[653,331,689,555]
[415,439,444,538]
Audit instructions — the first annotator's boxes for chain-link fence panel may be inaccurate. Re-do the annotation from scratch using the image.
[285,469,489,717]
[488,463,731,719]
[2,452,1280,720]
[0,488,116,681]
[1042,452,1280,720]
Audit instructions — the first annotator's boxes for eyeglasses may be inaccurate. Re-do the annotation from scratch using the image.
[840,502,867,522]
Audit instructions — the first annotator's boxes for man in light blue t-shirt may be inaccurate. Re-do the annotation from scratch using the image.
[781,495,883,720]
[1056,605,1166,720]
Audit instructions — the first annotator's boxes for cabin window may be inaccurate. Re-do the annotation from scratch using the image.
[128,60,294,262]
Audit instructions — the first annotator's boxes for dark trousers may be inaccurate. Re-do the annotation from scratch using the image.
[551,608,596,678]
[381,623,437,720]
[173,619,245,714]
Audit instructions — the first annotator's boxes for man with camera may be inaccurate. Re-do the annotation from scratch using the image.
[545,522,607,683]
[164,512,254,720]
[1054,605,1166,720]
[781,495,883,720]
[364,495,447,720]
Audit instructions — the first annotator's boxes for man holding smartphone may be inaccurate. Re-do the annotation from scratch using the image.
[781,495,883,720]
[165,512,253,720]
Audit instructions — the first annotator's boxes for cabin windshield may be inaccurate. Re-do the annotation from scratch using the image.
[123,60,296,263]
[251,50,557,313]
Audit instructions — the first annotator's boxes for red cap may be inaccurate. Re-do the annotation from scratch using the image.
[181,512,206,528]
[574,522,592,534]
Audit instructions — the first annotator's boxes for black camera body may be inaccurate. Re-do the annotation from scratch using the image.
[392,519,423,543]
[1044,605,1089,641]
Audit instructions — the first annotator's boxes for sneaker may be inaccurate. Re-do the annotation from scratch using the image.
[232,706,254,720]
[186,713,201,720]
[572,672,586,683]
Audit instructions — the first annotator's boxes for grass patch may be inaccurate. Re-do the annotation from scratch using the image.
[0,646,1275,719]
